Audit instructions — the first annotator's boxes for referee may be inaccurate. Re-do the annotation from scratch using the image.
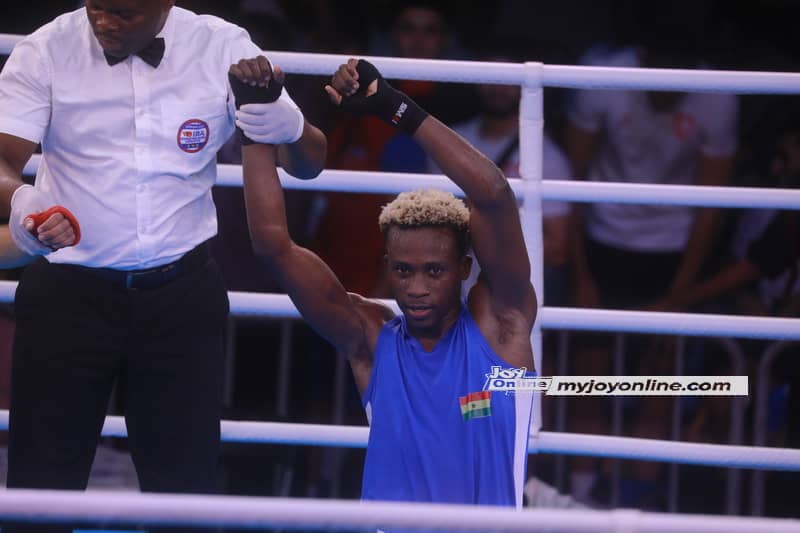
[0,1,325,530]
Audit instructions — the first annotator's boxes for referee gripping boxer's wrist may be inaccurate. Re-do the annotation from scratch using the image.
[229,56,304,146]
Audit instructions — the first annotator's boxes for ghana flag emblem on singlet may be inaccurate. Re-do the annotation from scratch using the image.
[459,391,492,420]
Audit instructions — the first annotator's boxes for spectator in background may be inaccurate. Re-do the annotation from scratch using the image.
[658,114,800,318]
[483,0,613,66]
[563,28,738,506]
[313,0,475,297]
[427,51,572,306]
[566,41,738,312]
[656,117,800,509]
[235,0,294,50]
[371,0,475,134]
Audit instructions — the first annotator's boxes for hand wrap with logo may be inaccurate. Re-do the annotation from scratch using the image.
[229,73,288,145]
[340,60,428,135]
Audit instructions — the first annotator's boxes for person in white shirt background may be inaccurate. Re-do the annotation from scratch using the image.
[562,23,738,506]
[427,49,573,308]
[0,2,326,531]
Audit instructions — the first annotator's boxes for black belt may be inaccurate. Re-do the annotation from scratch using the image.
[60,243,211,290]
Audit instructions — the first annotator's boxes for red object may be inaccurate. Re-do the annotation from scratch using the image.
[27,205,82,246]
[672,112,696,140]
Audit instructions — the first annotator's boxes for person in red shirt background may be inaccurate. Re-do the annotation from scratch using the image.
[314,0,475,297]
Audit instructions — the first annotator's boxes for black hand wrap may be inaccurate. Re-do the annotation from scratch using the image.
[340,60,428,135]
[229,73,283,145]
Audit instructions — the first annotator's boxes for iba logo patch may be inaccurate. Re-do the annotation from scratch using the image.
[177,118,210,153]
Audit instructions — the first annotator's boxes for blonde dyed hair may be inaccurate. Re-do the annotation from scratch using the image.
[379,189,471,254]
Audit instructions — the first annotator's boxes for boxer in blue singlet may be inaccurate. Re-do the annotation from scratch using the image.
[233,58,537,517]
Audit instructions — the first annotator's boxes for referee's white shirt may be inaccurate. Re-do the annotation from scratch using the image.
[0,6,294,269]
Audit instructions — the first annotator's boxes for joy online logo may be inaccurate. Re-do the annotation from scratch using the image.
[483,366,549,392]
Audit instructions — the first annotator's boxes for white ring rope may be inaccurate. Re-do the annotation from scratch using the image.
[162,160,800,210]
[3,34,800,92]
[0,410,798,471]
[0,489,799,532]
[265,50,800,94]
[2,282,797,340]
[21,156,800,210]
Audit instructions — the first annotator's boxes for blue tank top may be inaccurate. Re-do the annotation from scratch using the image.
[361,305,533,508]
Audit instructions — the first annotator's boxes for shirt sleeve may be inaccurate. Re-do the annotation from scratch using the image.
[0,37,52,143]
[698,93,738,158]
[567,47,637,133]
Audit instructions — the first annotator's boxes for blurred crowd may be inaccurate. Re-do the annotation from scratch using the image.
[1,0,799,517]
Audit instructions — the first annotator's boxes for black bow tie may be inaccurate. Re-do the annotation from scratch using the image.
[104,37,165,68]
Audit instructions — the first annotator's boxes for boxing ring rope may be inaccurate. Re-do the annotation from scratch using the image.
[2,282,798,340]
[3,490,800,533]
[267,50,800,93]
[2,35,800,92]
[0,408,798,471]
[3,34,800,527]
[19,156,800,208]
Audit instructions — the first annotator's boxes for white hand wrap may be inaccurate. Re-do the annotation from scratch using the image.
[236,100,305,145]
[9,184,54,256]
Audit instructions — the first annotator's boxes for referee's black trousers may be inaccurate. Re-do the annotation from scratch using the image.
[5,252,229,533]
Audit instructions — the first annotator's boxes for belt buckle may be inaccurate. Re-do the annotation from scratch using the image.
[125,268,152,290]
[126,262,178,290]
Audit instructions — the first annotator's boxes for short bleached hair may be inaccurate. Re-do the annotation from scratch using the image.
[379,189,471,254]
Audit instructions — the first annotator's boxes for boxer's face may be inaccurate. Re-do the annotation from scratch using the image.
[86,0,174,58]
[385,226,471,341]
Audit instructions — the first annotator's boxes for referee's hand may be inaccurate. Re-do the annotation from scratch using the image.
[230,56,303,145]
[229,56,274,90]
[25,206,81,250]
